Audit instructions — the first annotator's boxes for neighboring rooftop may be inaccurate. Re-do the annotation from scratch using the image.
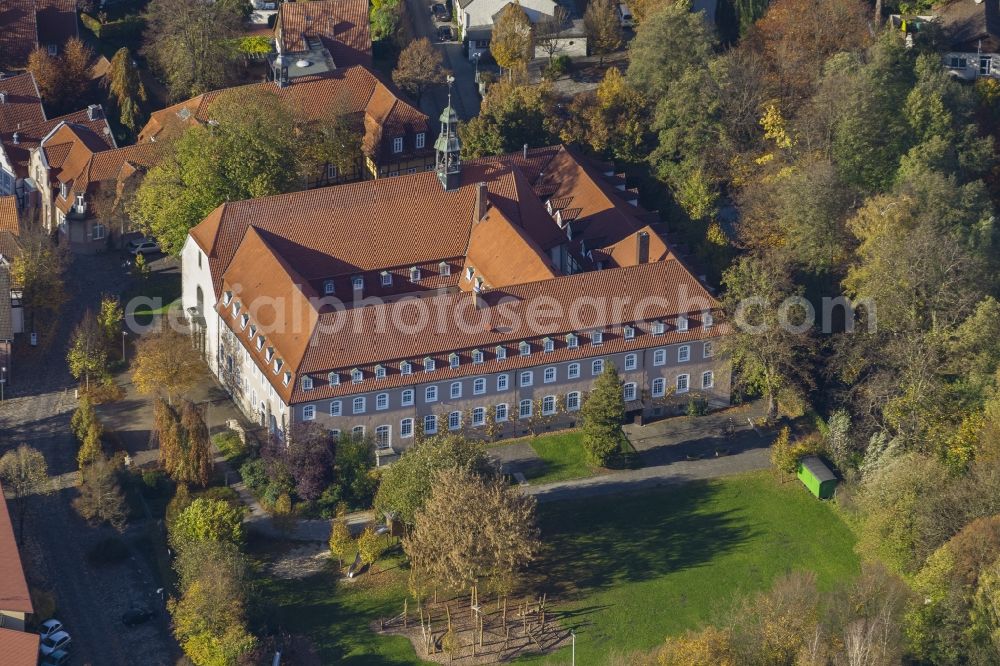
[0,480,33,617]
[0,0,77,67]
[0,195,20,264]
[275,0,372,68]
[0,627,39,666]
[935,0,1000,51]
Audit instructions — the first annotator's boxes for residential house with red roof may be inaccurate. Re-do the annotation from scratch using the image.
[0,195,20,380]
[273,0,372,74]
[0,479,34,634]
[182,103,729,452]
[0,0,78,69]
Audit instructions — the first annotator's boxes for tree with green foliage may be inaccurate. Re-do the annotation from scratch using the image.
[356,525,388,573]
[11,227,68,347]
[328,515,353,568]
[77,418,104,469]
[105,47,147,133]
[370,0,402,42]
[73,456,127,531]
[132,329,204,404]
[374,434,493,526]
[97,294,124,352]
[67,311,110,390]
[334,435,377,508]
[584,0,623,66]
[71,394,98,443]
[168,498,244,555]
[579,362,626,466]
[562,67,651,163]
[177,401,213,487]
[491,2,533,72]
[627,1,715,102]
[459,79,556,158]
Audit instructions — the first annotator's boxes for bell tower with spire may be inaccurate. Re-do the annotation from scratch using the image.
[435,75,462,191]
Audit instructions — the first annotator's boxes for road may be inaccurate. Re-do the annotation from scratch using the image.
[0,253,179,665]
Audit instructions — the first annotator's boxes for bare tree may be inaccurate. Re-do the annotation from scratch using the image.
[0,445,50,544]
[392,38,449,104]
[73,456,128,531]
[535,6,570,63]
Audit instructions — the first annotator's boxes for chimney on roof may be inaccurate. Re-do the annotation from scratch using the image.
[636,230,650,265]
[474,181,488,222]
[87,104,101,121]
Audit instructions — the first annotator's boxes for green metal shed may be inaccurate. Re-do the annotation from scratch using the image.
[797,456,837,499]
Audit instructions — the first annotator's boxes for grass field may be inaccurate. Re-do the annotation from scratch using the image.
[525,431,597,484]
[259,471,858,664]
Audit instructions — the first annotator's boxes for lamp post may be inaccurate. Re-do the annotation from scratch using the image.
[121,330,127,362]
[473,51,481,83]
[1,366,6,402]
[570,630,575,665]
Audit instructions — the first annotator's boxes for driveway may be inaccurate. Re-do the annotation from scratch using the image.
[0,252,180,665]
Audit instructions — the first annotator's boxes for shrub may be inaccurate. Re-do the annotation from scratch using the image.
[80,13,146,40]
[142,469,166,493]
[86,536,130,566]
[196,485,240,505]
[239,458,267,493]
[545,54,571,78]
[686,396,708,417]
[212,430,246,461]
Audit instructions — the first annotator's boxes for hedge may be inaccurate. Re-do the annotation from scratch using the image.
[81,13,146,40]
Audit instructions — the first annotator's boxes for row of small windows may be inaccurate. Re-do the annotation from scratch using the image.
[304,339,715,390]
[221,293,293,387]
[392,132,426,154]
[302,373,714,421]
[321,262,453,295]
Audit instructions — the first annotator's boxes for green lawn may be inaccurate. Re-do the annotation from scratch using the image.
[525,431,597,484]
[257,471,858,664]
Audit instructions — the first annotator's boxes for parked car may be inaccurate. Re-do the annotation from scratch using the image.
[127,238,161,256]
[617,2,634,28]
[122,606,156,627]
[40,649,70,666]
[38,619,63,640]
[39,630,71,656]
[432,3,450,21]
[437,25,453,41]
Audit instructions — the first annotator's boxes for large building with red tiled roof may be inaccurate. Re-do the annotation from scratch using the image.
[0,480,33,631]
[182,107,730,450]
[137,66,432,183]
[0,0,78,69]
[274,0,372,72]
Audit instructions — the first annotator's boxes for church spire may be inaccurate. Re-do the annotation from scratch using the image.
[435,75,461,191]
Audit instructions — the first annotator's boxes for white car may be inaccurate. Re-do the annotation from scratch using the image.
[39,630,71,656]
[617,2,634,27]
[127,238,161,256]
[39,619,63,640]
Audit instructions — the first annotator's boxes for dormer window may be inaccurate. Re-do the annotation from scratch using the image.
[381,271,392,286]
[352,275,364,291]
[351,368,363,383]
[302,376,314,391]
[543,337,554,353]
[375,364,386,379]
[256,336,265,351]
[248,324,257,338]
[704,312,714,328]
[239,313,249,329]
[449,353,459,369]
[283,371,291,386]
[423,357,435,372]
[273,358,283,374]
[393,137,404,153]
[496,345,507,360]
[223,291,233,305]
[328,372,340,385]
[652,321,665,336]
[416,132,426,149]
[519,341,530,356]
[232,301,241,315]
[409,266,421,282]
[439,261,450,276]
[566,333,578,349]
[624,325,635,340]
[592,331,604,346]
[472,349,484,364]
[59,182,67,199]
[75,194,85,213]
[400,360,412,375]
[677,315,689,332]
[265,346,275,362]
[324,280,335,295]
[466,266,474,280]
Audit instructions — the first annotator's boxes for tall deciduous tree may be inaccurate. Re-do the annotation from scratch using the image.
[579,362,626,466]
[26,48,60,105]
[106,47,148,132]
[11,227,68,347]
[131,328,204,403]
[0,445,50,544]
[73,456,127,530]
[168,498,245,555]
[67,311,110,390]
[584,0,623,66]
[392,38,448,104]
[627,2,714,101]
[535,6,570,63]
[491,2,533,72]
[459,79,556,158]
[178,401,213,487]
[562,67,650,163]
[61,38,94,107]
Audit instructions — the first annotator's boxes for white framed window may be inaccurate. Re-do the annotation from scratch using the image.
[677,315,689,332]
[519,341,531,356]
[568,363,580,379]
[375,365,387,379]
[401,418,414,438]
[353,397,366,414]
[257,337,266,351]
[544,367,556,383]
[393,137,404,153]
[623,325,635,340]
[416,132,426,149]
[652,321,665,336]
[678,345,691,363]
[566,391,581,411]
[330,429,341,441]
[375,425,391,449]
[543,337,554,353]
[439,261,450,276]
[424,357,436,373]
[496,345,507,360]
[324,280,335,294]
[623,382,637,401]
[352,275,364,290]
[400,361,413,375]
[473,377,486,395]
[327,163,338,180]
[302,376,314,391]
[352,425,365,438]
[592,359,604,375]
[92,223,106,241]
[331,400,342,416]
[449,353,459,369]
[410,266,422,282]
[677,374,690,393]
[381,271,392,286]
[653,349,666,366]
[497,374,509,391]
[651,378,666,397]
[352,368,363,383]
[702,371,714,389]
[591,331,604,346]
[566,333,579,349]
[542,395,556,415]
[472,407,485,426]
[472,349,484,364]
[240,313,250,330]
[450,382,462,399]
[704,342,714,358]
[376,393,389,410]
[448,411,462,430]
[402,389,415,406]
[704,312,714,328]
[520,371,533,387]
[424,414,437,434]
[495,403,508,421]
[625,354,638,371]
[519,399,533,419]
[425,385,438,402]
[303,405,316,420]
[467,266,475,280]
